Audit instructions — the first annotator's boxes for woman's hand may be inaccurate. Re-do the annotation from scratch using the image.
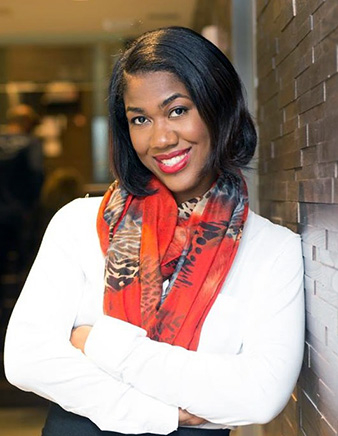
[179,408,206,426]
[71,327,207,426]
[70,325,92,353]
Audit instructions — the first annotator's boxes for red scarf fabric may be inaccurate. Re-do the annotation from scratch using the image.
[97,174,248,351]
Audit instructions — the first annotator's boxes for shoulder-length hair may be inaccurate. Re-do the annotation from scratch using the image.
[109,26,256,196]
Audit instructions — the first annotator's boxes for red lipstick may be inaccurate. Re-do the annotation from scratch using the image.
[154,148,191,174]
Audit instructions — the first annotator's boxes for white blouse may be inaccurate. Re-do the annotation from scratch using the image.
[4,196,305,434]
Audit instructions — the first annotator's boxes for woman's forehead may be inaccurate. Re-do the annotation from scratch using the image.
[123,71,190,107]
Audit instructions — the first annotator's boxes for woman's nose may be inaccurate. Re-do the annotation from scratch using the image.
[149,121,178,149]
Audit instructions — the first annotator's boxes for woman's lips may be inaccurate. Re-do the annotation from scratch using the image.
[154,148,191,174]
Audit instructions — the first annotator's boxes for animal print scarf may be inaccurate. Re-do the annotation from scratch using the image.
[97,174,248,351]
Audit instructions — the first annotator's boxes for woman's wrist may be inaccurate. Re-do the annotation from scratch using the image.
[70,325,92,352]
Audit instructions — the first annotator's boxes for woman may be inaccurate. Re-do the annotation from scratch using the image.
[4,27,304,436]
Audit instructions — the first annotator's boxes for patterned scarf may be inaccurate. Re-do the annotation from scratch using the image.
[97,174,248,351]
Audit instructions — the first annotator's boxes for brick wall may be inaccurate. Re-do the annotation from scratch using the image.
[256,0,338,435]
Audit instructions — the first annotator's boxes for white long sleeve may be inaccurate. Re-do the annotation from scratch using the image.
[4,197,305,431]
[84,216,305,427]
[4,199,178,434]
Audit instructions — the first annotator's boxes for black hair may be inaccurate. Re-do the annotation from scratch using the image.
[109,26,257,196]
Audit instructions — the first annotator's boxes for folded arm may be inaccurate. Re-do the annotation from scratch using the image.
[83,235,305,426]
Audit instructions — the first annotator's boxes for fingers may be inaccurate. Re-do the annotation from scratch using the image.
[178,408,206,426]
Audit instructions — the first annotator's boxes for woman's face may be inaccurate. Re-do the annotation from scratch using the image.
[123,71,216,204]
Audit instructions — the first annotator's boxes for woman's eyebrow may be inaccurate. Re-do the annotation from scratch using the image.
[160,93,191,108]
[125,93,191,114]
[125,106,145,114]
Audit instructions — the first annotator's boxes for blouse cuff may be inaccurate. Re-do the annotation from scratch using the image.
[85,315,147,379]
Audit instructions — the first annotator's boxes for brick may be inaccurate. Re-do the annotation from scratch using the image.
[302,146,318,166]
[274,127,307,155]
[318,141,338,163]
[270,200,298,222]
[299,367,319,407]
[304,274,316,294]
[322,114,338,142]
[301,404,337,436]
[295,165,318,180]
[282,116,298,135]
[299,202,338,231]
[276,15,313,65]
[303,258,336,290]
[258,143,271,161]
[298,82,326,114]
[276,25,313,75]
[296,0,325,16]
[313,0,338,42]
[257,69,278,103]
[286,180,299,201]
[299,105,325,128]
[300,224,326,247]
[317,163,337,179]
[313,29,338,63]
[327,230,338,252]
[311,294,338,335]
[293,37,314,78]
[279,0,296,30]
[257,50,275,79]
[258,200,272,220]
[278,78,297,107]
[299,178,333,203]
[271,180,288,200]
[327,331,338,368]
[307,341,330,380]
[317,248,338,268]
[307,346,334,392]
[272,0,284,22]
[284,100,298,121]
[306,312,327,344]
[296,46,338,97]
[331,268,338,293]
[325,65,338,102]
[316,280,338,309]
[317,378,338,432]
[333,179,338,204]
[265,118,282,142]
[281,150,302,169]
[278,168,296,181]
[286,222,298,232]
[302,241,314,260]
[257,33,278,63]
[261,157,274,174]
[308,119,325,147]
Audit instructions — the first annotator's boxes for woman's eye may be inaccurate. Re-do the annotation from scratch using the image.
[169,107,187,118]
[132,116,148,125]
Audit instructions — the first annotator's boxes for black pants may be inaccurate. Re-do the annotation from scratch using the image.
[42,403,231,436]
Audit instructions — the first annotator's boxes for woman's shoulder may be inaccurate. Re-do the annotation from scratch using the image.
[246,210,300,242]
[43,196,103,244]
[242,210,302,262]
[52,196,103,221]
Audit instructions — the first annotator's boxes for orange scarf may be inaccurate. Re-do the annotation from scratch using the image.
[97,174,248,351]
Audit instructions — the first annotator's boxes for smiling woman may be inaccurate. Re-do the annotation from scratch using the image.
[4,26,304,436]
